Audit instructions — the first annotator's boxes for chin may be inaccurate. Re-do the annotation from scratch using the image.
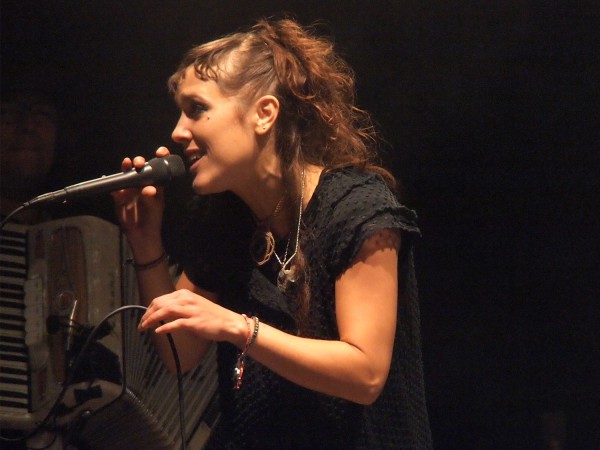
[192,184,208,195]
[192,181,223,196]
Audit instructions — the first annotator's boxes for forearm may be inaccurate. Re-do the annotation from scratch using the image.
[242,322,390,405]
[133,255,211,373]
[239,234,400,404]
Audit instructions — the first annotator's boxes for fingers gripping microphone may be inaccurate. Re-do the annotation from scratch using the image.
[24,155,186,207]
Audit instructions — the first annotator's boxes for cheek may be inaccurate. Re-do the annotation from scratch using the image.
[40,147,56,172]
[40,126,57,148]
[209,132,254,163]
[0,126,16,147]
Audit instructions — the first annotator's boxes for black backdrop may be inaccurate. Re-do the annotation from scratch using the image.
[2,1,598,448]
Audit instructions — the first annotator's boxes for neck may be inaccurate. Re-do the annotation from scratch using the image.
[233,147,285,223]
[233,161,323,235]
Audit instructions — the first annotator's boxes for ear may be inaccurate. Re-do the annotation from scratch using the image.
[254,95,280,135]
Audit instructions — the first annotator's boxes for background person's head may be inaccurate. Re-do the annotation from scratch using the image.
[1,88,58,204]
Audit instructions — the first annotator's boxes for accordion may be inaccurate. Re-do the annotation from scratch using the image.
[0,216,219,449]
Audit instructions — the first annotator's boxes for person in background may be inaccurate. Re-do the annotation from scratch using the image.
[114,18,432,449]
[1,86,58,224]
[0,79,64,450]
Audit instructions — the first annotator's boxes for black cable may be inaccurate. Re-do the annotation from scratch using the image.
[166,319,187,450]
[1,304,188,450]
[26,427,57,450]
[0,204,27,229]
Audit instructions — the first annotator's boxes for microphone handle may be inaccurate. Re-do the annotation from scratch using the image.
[22,154,185,207]
[25,169,147,206]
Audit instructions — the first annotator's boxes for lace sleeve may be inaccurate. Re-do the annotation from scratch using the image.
[312,171,420,279]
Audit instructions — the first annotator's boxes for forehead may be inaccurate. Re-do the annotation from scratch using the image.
[2,91,56,111]
[175,66,224,100]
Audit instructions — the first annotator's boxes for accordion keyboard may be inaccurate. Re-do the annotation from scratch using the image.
[0,223,29,415]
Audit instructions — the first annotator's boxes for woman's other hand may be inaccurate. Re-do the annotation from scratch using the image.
[138,288,246,348]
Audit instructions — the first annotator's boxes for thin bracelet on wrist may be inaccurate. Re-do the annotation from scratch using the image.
[127,251,168,271]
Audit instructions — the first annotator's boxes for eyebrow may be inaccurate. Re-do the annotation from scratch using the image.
[175,89,210,105]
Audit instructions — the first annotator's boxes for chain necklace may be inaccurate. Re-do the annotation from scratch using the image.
[274,168,305,292]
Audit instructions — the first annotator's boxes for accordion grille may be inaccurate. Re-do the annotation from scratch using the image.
[80,308,219,450]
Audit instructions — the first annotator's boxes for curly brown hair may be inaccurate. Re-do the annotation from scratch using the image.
[168,18,396,329]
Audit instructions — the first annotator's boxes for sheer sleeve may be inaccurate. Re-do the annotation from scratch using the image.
[305,169,420,280]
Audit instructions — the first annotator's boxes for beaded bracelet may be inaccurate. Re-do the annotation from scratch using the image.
[127,251,168,271]
[233,314,260,390]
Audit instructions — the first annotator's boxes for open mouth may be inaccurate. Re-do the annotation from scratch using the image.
[187,150,206,167]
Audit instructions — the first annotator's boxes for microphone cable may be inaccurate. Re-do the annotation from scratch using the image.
[0,204,27,229]
[0,304,188,450]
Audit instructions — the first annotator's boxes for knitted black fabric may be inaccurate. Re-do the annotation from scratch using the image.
[181,169,432,449]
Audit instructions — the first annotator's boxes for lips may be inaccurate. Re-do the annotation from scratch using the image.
[186,149,206,170]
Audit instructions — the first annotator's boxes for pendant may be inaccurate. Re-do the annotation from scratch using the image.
[277,266,298,292]
[250,229,276,266]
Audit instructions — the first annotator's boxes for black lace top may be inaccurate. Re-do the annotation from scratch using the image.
[180,168,432,449]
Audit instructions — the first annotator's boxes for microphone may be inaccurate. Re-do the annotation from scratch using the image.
[24,154,186,207]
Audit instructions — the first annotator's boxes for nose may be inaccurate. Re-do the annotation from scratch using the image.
[171,113,193,146]
[2,112,47,134]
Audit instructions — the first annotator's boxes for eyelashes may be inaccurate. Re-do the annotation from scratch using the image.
[190,103,208,118]
[194,103,208,114]
[180,101,208,119]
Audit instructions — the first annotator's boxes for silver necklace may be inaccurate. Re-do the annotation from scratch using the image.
[274,168,305,291]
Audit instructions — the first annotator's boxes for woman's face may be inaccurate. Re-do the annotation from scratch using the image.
[171,66,260,195]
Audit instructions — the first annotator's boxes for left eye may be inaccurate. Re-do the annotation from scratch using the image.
[192,104,207,116]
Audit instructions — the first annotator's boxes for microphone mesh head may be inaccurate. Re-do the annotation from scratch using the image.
[164,154,186,178]
[147,154,186,181]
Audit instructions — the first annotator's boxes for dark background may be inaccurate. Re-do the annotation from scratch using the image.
[2,1,598,448]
